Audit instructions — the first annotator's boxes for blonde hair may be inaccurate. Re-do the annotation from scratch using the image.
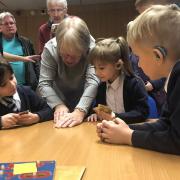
[127,4,180,59]
[88,37,133,76]
[56,16,90,56]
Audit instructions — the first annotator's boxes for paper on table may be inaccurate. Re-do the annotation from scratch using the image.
[13,162,37,175]
[55,166,86,180]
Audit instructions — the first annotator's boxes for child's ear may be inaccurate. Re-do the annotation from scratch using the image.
[153,46,167,61]
[115,59,123,70]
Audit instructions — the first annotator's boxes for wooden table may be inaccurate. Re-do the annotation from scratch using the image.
[0,121,180,180]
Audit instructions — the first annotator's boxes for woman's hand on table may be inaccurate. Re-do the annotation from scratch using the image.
[54,104,69,123]
[54,108,85,128]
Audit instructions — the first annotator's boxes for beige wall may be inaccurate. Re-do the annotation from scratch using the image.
[12,1,137,53]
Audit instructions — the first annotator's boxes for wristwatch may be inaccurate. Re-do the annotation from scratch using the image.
[75,107,86,114]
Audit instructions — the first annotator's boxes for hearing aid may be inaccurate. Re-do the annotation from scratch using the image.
[154,46,167,60]
[115,59,123,70]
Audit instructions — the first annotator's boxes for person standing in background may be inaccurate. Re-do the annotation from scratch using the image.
[38,0,68,54]
[0,12,41,63]
[0,12,39,90]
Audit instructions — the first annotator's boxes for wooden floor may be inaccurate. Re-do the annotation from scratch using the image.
[0,121,180,180]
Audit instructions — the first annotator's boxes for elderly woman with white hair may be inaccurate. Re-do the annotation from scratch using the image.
[38,16,99,128]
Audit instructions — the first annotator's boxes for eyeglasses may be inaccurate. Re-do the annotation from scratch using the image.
[48,8,65,13]
[61,53,82,60]
[2,22,16,26]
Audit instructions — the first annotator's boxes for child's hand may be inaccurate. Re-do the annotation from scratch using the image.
[97,122,104,141]
[97,120,115,141]
[145,81,153,91]
[95,109,115,121]
[17,112,39,125]
[97,118,133,145]
[87,113,100,122]
[1,113,19,129]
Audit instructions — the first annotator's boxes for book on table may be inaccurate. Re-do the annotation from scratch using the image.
[0,160,56,180]
[0,160,86,180]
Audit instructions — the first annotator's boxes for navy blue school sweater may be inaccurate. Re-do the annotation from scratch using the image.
[95,75,149,123]
[0,85,53,129]
[130,61,180,155]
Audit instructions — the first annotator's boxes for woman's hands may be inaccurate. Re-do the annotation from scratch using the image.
[54,105,85,128]
[54,104,69,123]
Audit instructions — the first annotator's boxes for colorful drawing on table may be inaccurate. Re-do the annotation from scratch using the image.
[0,160,55,180]
[55,166,86,180]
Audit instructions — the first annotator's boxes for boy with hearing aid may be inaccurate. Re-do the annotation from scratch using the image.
[87,37,149,124]
[97,4,180,155]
